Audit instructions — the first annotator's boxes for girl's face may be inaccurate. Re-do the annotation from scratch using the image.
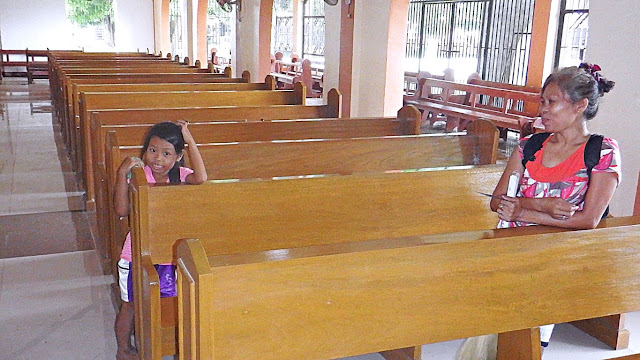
[143,136,182,182]
[539,82,584,132]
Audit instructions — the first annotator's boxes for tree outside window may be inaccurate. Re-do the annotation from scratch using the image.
[66,0,115,49]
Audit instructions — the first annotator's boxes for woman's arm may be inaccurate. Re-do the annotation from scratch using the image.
[178,120,208,184]
[499,172,617,229]
[491,144,581,222]
[114,156,144,217]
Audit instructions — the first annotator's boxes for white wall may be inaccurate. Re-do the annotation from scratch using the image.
[587,1,640,216]
[350,0,390,117]
[322,3,340,103]
[235,0,260,80]
[0,0,153,52]
[113,0,154,52]
[0,0,73,49]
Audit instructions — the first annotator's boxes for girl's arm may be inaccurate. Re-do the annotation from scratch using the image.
[178,120,208,184]
[114,156,144,217]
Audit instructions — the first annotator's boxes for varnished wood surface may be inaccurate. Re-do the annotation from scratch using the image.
[177,219,640,360]
[131,164,504,360]
[100,125,497,272]
[405,77,541,130]
[98,113,422,267]
[134,165,504,264]
[77,84,306,208]
[55,71,253,158]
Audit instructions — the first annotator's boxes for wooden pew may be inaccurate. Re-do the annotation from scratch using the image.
[61,71,255,152]
[102,117,496,275]
[175,216,640,360]
[78,83,308,211]
[98,105,437,267]
[51,68,238,129]
[128,164,505,360]
[25,49,50,83]
[54,69,246,142]
[405,77,541,132]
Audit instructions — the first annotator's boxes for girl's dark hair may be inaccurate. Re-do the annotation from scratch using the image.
[541,63,615,120]
[140,122,185,184]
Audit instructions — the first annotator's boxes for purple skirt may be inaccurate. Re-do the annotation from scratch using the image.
[127,264,177,302]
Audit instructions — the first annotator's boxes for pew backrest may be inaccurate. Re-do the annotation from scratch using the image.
[176,217,640,360]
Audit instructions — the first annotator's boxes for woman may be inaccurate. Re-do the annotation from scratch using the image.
[457,63,620,359]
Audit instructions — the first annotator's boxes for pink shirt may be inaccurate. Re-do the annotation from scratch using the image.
[119,165,194,262]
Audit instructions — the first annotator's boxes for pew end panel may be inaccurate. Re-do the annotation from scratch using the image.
[175,221,640,360]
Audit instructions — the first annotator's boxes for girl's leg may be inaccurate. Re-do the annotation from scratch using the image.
[115,301,137,360]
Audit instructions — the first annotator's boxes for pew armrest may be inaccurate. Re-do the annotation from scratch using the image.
[138,254,163,358]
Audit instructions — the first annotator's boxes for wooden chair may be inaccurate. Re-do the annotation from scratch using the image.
[294,59,322,98]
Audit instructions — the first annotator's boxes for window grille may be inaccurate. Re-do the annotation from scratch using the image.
[169,0,185,59]
[554,0,589,68]
[207,0,235,63]
[272,0,294,57]
[302,0,325,67]
[406,0,534,86]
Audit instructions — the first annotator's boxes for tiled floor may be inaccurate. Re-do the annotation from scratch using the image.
[0,77,638,360]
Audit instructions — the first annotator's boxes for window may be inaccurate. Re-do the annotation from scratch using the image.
[272,0,294,58]
[207,0,235,64]
[169,0,186,59]
[554,0,589,68]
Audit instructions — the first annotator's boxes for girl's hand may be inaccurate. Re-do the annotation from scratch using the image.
[539,197,579,220]
[117,156,144,177]
[496,196,522,222]
[177,120,195,144]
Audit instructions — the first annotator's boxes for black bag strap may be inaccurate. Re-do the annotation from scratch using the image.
[521,132,551,168]
[585,134,609,218]
[584,134,604,178]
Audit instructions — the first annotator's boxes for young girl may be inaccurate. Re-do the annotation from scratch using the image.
[457,63,619,359]
[114,120,207,360]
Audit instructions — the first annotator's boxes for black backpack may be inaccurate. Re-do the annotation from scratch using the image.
[521,132,609,218]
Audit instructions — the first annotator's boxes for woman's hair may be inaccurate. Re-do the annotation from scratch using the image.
[542,63,615,120]
[140,122,185,184]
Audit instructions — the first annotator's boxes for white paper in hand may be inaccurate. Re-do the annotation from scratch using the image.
[497,171,521,228]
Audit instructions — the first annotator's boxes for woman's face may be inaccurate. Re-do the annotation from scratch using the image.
[539,82,583,132]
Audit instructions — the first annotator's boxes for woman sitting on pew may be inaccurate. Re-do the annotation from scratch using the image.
[492,63,618,354]
[113,121,207,360]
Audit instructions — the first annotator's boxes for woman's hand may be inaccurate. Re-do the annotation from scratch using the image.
[496,196,522,222]
[177,120,195,144]
[538,197,579,220]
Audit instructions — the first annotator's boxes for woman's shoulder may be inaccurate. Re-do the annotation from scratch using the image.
[601,136,619,151]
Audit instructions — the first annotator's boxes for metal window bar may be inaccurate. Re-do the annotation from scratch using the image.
[273,16,293,55]
[302,0,325,66]
[169,0,184,59]
[553,0,589,68]
[405,0,534,88]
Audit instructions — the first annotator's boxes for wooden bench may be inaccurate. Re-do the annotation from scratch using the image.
[175,216,640,360]
[26,49,50,83]
[61,71,254,153]
[98,105,428,269]
[78,83,308,210]
[405,77,541,132]
[128,164,505,360]
[1,49,29,78]
[54,69,245,142]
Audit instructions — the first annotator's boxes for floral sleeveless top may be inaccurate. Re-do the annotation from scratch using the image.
[501,134,621,228]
